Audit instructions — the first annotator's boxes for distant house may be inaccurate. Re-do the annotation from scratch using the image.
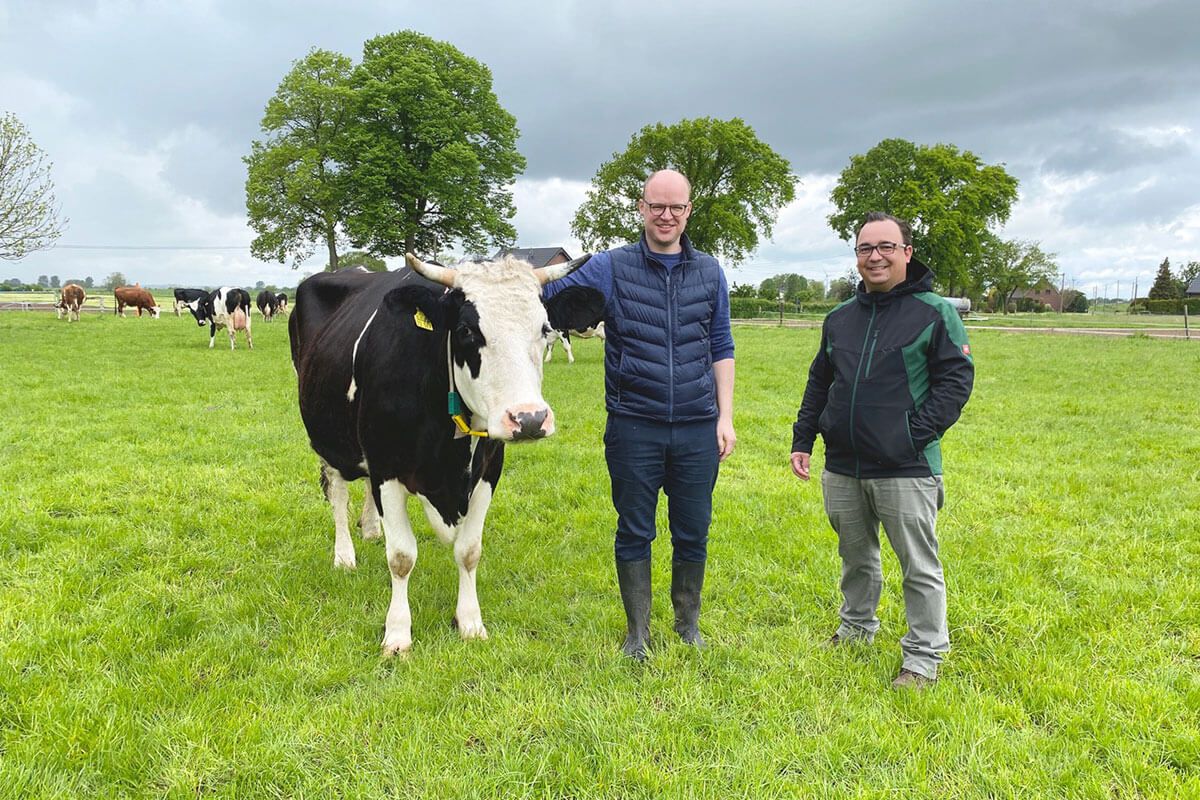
[1187,277,1200,297]
[1010,283,1062,310]
[492,247,573,268]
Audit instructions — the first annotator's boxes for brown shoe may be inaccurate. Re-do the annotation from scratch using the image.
[823,631,871,648]
[891,668,936,690]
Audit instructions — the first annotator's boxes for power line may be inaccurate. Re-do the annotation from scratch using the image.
[54,244,251,251]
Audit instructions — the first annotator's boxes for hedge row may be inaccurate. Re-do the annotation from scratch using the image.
[1129,299,1200,314]
[729,298,838,319]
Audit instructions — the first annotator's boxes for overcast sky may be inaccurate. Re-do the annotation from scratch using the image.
[4,0,1198,297]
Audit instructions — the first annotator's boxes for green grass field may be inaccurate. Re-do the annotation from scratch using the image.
[1,311,1198,798]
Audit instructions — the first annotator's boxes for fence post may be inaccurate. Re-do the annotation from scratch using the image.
[1185,305,1190,340]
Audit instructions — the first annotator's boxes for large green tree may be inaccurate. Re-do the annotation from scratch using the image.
[979,237,1058,313]
[1,112,66,260]
[245,49,356,271]
[1181,260,1200,289]
[571,117,796,264]
[827,138,1019,294]
[342,31,525,258]
[1148,257,1184,299]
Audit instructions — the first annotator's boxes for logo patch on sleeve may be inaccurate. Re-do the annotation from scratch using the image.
[962,343,971,356]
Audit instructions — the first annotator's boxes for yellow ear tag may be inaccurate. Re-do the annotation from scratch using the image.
[413,309,433,331]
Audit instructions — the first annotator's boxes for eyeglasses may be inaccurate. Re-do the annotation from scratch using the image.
[643,201,690,218]
[854,242,908,257]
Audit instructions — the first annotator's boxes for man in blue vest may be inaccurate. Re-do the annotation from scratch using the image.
[544,169,736,660]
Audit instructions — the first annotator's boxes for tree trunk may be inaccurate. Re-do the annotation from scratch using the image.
[326,233,338,272]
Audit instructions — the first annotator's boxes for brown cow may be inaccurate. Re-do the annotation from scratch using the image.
[57,284,86,322]
[113,285,161,318]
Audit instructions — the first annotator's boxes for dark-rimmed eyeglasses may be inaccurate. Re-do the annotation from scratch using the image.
[643,201,690,218]
[854,242,908,257]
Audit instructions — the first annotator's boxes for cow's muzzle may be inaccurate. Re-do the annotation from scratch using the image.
[506,407,552,441]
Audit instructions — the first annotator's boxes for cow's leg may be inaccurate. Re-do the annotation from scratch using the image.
[562,333,575,364]
[359,487,381,540]
[379,478,418,655]
[228,325,236,350]
[544,339,554,362]
[321,462,356,569]
[174,299,181,316]
[245,322,253,350]
[452,481,493,640]
[209,322,216,349]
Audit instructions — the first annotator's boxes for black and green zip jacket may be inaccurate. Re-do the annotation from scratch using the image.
[791,259,974,478]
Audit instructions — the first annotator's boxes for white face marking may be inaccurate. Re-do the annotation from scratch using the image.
[452,258,556,439]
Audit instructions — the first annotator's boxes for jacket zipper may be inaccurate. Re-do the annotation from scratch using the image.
[863,328,879,379]
[848,304,877,478]
[665,268,674,421]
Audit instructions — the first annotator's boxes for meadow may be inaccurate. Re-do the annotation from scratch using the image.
[1,309,1198,799]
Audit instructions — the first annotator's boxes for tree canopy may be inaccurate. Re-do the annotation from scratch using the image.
[827,138,1019,294]
[245,49,356,271]
[245,32,525,270]
[0,112,66,260]
[1148,257,1182,300]
[979,237,1058,313]
[571,117,796,264]
[341,30,525,258]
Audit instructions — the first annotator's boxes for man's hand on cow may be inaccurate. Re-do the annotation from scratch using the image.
[790,451,811,481]
[717,418,736,462]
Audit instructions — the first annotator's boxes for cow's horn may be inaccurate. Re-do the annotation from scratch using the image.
[406,253,457,287]
[535,254,592,286]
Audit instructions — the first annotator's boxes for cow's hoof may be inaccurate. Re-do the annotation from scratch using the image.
[382,634,412,656]
[333,551,357,570]
[453,615,489,640]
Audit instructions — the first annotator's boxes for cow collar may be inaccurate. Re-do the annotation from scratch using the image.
[446,334,489,438]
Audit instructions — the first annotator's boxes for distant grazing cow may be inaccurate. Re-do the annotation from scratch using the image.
[173,288,209,317]
[57,284,86,322]
[186,287,253,349]
[289,253,602,654]
[545,314,606,364]
[113,286,161,318]
[275,293,288,315]
[256,289,280,321]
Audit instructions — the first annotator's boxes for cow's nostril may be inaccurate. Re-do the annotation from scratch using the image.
[511,409,549,440]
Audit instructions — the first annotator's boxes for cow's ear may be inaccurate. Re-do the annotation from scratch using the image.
[386,285,461,330]
[544,286,605,331]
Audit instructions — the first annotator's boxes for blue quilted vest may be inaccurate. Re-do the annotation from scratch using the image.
[604,235,721,422]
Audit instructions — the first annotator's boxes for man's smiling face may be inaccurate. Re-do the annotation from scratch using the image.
[855,219,911,293]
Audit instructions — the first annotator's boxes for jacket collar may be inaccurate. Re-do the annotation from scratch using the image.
[638,232,697,265]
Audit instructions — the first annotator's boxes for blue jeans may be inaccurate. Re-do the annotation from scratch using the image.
[604,414,720,563]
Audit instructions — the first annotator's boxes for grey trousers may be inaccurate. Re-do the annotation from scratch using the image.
[821,470,948,679]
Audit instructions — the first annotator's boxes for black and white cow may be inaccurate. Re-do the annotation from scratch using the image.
[545,319,606,364]
[173,288,209,317]
[289,253,603,655]
[275,293,289,315]
[186,287,253,349]
[256,289,280,321]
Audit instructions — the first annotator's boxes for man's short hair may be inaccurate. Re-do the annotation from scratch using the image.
[857,212,913,246]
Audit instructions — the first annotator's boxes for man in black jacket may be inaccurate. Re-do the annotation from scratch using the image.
[790,212,974,689]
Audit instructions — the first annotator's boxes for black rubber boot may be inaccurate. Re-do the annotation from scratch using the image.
[671,559,706,648]
[616,558,652,661]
